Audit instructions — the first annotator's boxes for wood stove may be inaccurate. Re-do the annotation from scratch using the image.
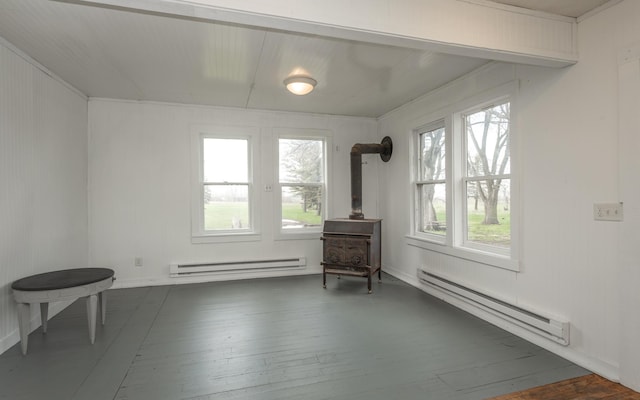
[321,137,391,293]
[321,218,381,293]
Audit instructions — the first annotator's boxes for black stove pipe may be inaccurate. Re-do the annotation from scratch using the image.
[349,136,393,220]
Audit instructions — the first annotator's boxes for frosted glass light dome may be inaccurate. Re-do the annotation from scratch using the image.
[284,75,317,95]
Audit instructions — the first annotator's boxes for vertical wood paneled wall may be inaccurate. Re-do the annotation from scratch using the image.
[0,41,88,353]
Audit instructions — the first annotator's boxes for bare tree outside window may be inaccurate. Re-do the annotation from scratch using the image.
[417,126,446,234]
[412,97,513,258]
[464,102,511,247]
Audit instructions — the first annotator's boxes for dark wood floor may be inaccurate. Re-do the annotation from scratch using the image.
[0,273,589,400]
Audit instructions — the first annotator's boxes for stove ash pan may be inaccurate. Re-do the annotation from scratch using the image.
[321,218,381,294]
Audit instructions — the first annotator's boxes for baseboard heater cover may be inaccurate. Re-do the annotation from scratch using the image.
[417,268,570,346]
[170,257,306,277]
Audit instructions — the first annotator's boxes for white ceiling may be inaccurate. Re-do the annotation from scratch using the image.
[0,0,612,118]
[490,0,611,18]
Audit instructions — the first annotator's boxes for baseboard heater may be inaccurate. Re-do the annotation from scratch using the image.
[417,268,570,346]
[170,257,306,277]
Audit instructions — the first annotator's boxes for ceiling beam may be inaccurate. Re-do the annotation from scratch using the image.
[60,0,578,67]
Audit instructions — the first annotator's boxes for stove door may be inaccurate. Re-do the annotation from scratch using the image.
[323,237,345,265]
[345,238,367,267]
[322,236,369,268]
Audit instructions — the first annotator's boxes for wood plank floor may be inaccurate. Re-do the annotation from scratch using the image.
[0,274,590,400]
[489,374,640,399]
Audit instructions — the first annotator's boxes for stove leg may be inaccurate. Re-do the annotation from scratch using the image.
[323,268,326,288]
[368,273,372,294]
[378,268,382,283]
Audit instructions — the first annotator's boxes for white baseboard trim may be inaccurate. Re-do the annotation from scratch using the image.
[0,300,73,355]
[384,265,620,383]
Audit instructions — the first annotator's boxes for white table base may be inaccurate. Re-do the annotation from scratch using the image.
[13,277,114,355]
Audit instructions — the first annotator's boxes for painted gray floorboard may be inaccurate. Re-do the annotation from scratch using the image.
[0,274,589,400]
[71,286,170,400]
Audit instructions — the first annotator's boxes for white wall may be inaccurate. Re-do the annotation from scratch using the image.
[88,99,379,287]
[378,0,640,389]
[0,40,88,353]
[615,6,640,392]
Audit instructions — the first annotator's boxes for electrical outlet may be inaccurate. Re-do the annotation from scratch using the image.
[134,257,143,267]
[593,202,623,221]
[264,184,273,192]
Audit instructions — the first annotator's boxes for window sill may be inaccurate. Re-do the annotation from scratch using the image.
[405,235,520,272]
[275,230,322,241]
[192,233,261,244]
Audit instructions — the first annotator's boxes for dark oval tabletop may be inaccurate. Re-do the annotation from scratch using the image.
[11,268,115,291]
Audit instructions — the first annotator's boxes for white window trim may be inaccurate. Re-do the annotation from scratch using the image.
[405,235,518,270]
[407,81,520,271]
[190,124,261,243]
[273,128,332,241]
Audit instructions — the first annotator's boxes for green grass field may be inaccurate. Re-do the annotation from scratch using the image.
[204,202,321,230]
[467,208,510,246]
[282,203,322,226]
[206,202,508,245]
[204,202,249,230]
[426,206,510,246]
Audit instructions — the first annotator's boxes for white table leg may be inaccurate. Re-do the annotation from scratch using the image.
[39,303,48,333]
[16,303,30,355]
[98,291,107,325]
[86,294,98,344]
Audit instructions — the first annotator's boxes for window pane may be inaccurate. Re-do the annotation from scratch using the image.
[418,183,446,235]
[466,179,510,248]
[465,102,510,177]
[281,186,322,229]
[204,185,249,230]
[203,138,248,182]
[419,127,446,181]
[279,139,324,183]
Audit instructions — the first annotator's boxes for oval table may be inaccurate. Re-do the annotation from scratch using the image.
[11,268,115,355]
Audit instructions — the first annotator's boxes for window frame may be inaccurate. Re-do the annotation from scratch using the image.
[190,125,260,243]
[413,120,448,244]
[274,128,331,240]
[408,82,519,271]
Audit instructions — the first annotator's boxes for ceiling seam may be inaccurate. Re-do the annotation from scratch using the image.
[245,31,267,109]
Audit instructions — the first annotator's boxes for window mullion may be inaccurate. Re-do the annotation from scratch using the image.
[463,174,510,182]
[203,182,249,186]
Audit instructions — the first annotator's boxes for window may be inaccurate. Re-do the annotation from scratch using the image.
[416,123,447,237]
[277,134,328,234]
[411,89,516,269]
[191,126,258,241]
[202,137,251,231]
[462,102,511,252]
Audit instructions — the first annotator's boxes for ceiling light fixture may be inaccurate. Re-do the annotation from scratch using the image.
[284,75,317,95]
